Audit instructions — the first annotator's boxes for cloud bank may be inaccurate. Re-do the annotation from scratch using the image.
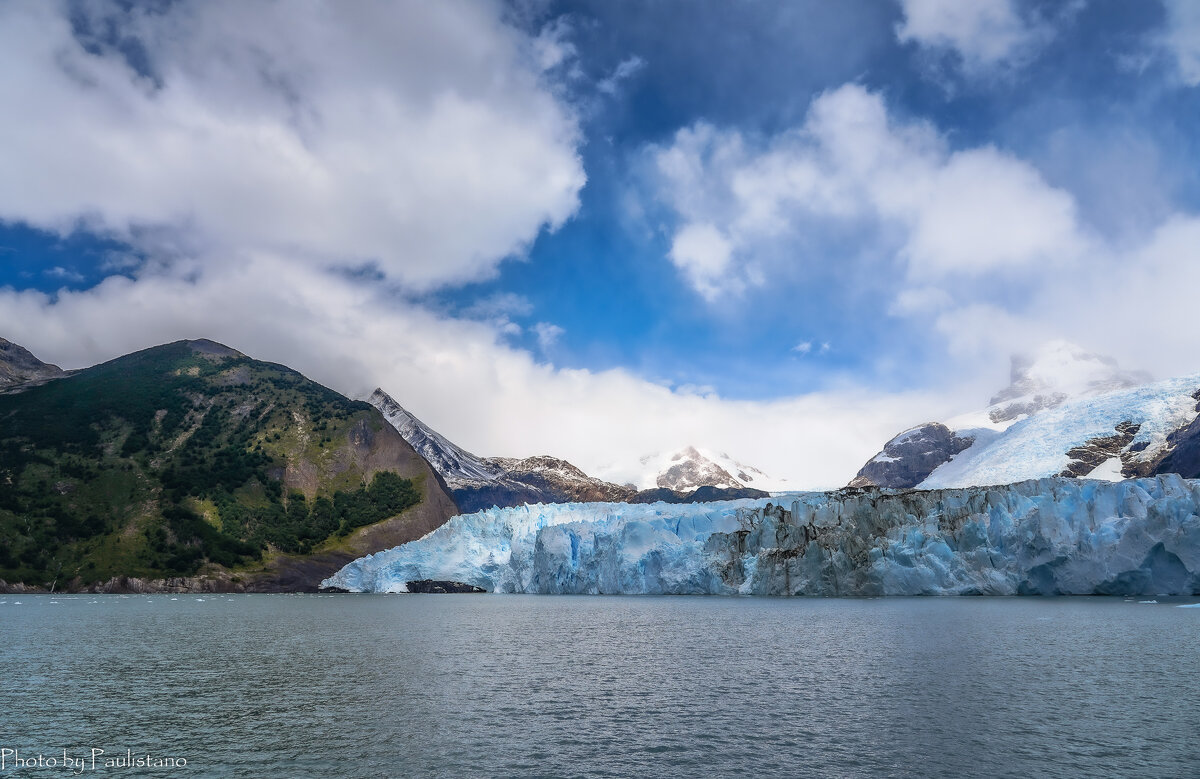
[0,0,584,289]
[649,83,1200,383]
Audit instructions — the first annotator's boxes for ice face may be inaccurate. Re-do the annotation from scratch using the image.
[324,476,1200,596]
[323,499,770,594]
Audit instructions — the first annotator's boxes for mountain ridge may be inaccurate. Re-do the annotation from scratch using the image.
[368,389,769,510]
[0,338,458,592]
[850,342,1200,489]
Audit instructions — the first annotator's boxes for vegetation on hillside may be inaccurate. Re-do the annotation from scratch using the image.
[0,341,421,587]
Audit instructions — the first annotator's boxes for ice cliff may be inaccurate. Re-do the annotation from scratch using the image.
[324,476,1200,596]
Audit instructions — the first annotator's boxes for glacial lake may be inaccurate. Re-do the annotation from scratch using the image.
[2,595,1198,778]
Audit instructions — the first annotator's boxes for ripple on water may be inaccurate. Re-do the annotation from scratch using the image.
[0,595,1197,777]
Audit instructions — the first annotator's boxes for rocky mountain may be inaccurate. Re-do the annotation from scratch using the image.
[0,340,457,592]
[847,423,974,488]
[618,445,786,492]
[850,341,1200,489]
[0,337,66,390]
[369,388,505,485]
[368,390,768,510]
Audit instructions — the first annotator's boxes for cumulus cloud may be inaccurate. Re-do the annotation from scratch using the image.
[667,222,737,301]
[597,55,646,95]
[1161,0,1200,86]
[894,0,1054,73]
[532,321,565,351]
[651,83,1085,300]
[647,81,1200,384]
[0,0,585,290]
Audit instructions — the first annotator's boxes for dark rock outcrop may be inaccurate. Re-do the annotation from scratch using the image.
[405,579,487,594]
[1058,421,1141,478]
[0,337,65,391]
[1152,390,1200,479]
[848,423,974,488]
[629,485,769,504]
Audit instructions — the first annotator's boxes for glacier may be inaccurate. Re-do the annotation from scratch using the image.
[324,476,1200,596]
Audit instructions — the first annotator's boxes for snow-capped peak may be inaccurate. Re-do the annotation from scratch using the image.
[367,389,504,486]
[624,446,786,492]
[986,340,1150,424]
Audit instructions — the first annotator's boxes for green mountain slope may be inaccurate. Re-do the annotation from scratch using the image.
[0,339,458,591]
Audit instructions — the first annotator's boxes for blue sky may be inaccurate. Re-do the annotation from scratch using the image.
[1,0,1199,485]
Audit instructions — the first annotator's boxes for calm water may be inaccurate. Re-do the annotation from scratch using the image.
[1,595,1198,778]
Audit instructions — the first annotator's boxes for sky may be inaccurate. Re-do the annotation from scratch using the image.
[1,0,1199,488]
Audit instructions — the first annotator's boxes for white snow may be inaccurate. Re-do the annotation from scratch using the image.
[1087,457,1125,482]
[920,374,1200,489]
[601,446,787,492]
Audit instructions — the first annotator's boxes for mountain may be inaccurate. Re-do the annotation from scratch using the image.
[847,423,975,489]
[368,390,768,510]
[985,340,1150,423]
[849,341,1200,489]
[0,337,66,390]
[0,340,457,592]
[325,475,1200,596]
[369,389,636,511]
[598,445,787,493]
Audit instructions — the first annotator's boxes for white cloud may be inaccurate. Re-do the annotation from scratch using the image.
[462,292,535,320]
[0,255,957,490]
[532,17,578,72]
[792,341,813,355]
[598,55,646,95]
[651,84,1085,299]
[45,266,84,283]
[667,222,737,301]
[532,321,565,351]
[1161,0,1200,86]
[894,0,1052,73]
[648,81,1200,386]
[0,0,585,290]
[904,146,1083,277]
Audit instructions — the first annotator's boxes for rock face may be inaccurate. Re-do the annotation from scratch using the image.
[369,389,771,511]
[1154,396,1200,479]
[848,423,974,488]
[368,388,505,485]
[1059,422,1141,478]
[326,476,1200,597]
[0,337,65,390]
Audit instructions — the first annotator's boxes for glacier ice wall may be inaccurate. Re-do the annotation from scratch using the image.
[324,476,1200,596]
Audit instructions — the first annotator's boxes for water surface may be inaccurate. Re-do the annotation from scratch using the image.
[1,595,1198,777]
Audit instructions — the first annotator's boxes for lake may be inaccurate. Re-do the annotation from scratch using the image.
[1,594,1198,777]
